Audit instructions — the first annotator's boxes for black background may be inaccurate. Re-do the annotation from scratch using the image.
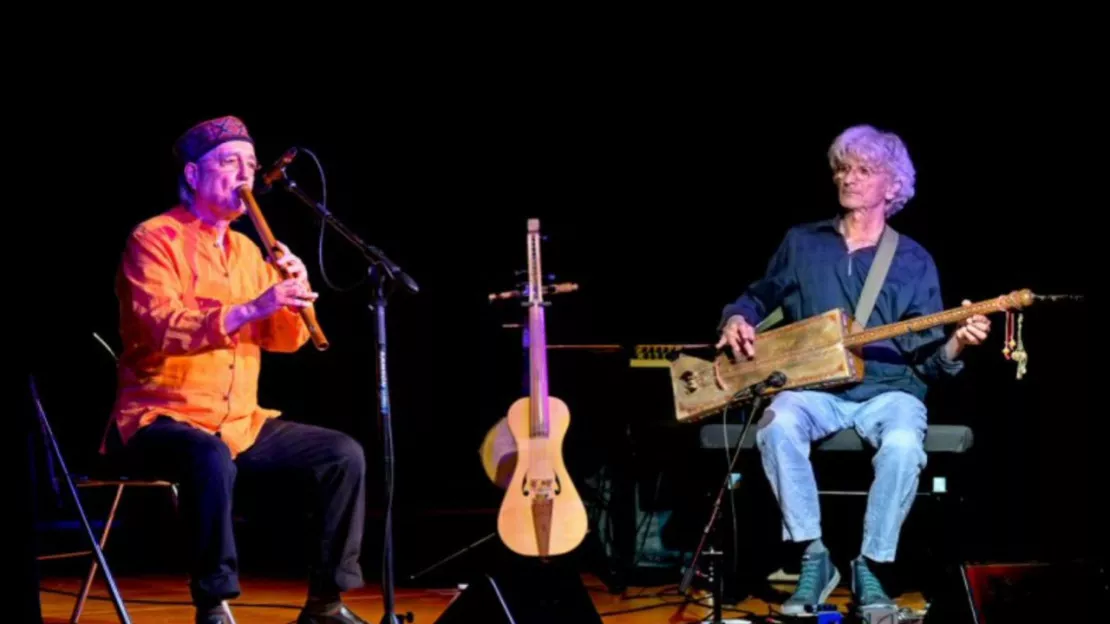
[21,66,1102,595]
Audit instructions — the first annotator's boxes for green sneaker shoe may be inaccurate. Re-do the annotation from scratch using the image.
[780,549,840,616]
[851,556,896,615]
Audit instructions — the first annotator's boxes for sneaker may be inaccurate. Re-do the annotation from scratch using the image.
[851,556,896,614]
[780,549,840,616]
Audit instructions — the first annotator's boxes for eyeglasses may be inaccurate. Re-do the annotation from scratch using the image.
[833,162,882,180]
[200,152,260,173]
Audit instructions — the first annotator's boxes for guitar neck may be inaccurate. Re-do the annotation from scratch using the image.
[526,217,549,439]
[529,304,549,438]
[842,288,1034,349]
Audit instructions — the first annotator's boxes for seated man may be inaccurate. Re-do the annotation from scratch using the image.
[715,124,990,615]
[109,115,369,624]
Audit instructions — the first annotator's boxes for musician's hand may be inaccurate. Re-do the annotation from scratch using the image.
[716,315,756,360]
[225,279,318,333]
[944,299,991,360]
[274,241,309,285]
[954,299,991,347]
[254,278,319,316]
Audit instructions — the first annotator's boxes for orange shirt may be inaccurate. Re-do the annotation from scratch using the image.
[109,206,310,458]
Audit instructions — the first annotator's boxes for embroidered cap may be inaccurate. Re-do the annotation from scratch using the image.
[173,115,253,162]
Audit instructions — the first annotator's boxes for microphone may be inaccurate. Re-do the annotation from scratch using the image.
[259,147,298,192]
[731,370,787,403]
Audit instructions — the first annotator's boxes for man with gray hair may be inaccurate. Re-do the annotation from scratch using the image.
[715,124,991,615]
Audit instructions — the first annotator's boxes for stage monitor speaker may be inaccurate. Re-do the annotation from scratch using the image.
[434,567,604,624]
[925,560,1107,623]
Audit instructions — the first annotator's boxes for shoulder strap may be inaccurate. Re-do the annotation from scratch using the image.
[755,307,784,333]
[756,225,900,334]
[854,225,899,328]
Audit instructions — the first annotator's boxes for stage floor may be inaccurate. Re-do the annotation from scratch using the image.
[39,573,927,623]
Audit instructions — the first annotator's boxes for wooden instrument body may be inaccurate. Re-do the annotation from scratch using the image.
[669,289,1037,423]
[670,308,864,423]
[495,218,588,558]
[496,395,588,557]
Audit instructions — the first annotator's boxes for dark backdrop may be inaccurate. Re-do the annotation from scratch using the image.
[22,78,1102,592]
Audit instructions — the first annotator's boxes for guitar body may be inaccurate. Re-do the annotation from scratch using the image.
[494,218,589,558]
[497,395,588,557]
[670,308,863,423]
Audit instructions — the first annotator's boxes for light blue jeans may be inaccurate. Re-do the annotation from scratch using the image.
[754,389,927,562]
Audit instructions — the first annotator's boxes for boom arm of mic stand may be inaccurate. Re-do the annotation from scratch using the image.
[279,178,420,295]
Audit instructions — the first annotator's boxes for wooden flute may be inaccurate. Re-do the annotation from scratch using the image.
[237,185,330,351]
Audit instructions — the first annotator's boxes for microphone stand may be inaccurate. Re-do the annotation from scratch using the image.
[678,371,785,623]
[268,172,418,624]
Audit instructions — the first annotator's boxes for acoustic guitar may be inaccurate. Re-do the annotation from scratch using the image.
[496,218,589,557]
[666,289,1065,424]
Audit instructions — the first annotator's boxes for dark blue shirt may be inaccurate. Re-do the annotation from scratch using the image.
[719,218,964,403]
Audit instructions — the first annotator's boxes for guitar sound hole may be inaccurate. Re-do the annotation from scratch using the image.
[680,371,698,392]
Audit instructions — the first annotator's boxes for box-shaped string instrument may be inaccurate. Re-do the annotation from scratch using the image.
[668,289,1041,424]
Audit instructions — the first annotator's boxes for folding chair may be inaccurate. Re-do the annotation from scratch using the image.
[32,334,182,623]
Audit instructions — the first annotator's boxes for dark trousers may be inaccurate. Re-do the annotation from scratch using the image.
[121,416,366,606]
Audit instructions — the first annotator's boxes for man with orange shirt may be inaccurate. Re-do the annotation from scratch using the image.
[109,115,370,624]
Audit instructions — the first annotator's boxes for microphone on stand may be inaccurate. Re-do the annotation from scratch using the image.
[731,370,787,403]
[257,147,298,194]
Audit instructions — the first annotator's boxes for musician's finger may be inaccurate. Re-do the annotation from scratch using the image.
[727,336,742,360]
[962,299,972,307]
[963,328,986,343]
[744,339,756,358]
[739,324,755,341]
[284,291,317,306]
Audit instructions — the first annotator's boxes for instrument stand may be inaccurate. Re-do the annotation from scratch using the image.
[269,168,419,624]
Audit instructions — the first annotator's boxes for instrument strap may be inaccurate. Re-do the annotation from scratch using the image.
[755,224,899,334]
[755,307,784,332]
[854,225,899,328]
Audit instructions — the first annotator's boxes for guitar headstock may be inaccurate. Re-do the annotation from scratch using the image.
[526,218,545,308]
[487,219,579,304]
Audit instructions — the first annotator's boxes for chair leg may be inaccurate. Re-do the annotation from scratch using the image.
[30,376,131,624]
[71,483,126,623]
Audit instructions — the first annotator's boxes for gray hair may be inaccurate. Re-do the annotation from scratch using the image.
[828,124,916,216]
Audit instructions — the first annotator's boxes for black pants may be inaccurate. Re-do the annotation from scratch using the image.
[121,416,366,606]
